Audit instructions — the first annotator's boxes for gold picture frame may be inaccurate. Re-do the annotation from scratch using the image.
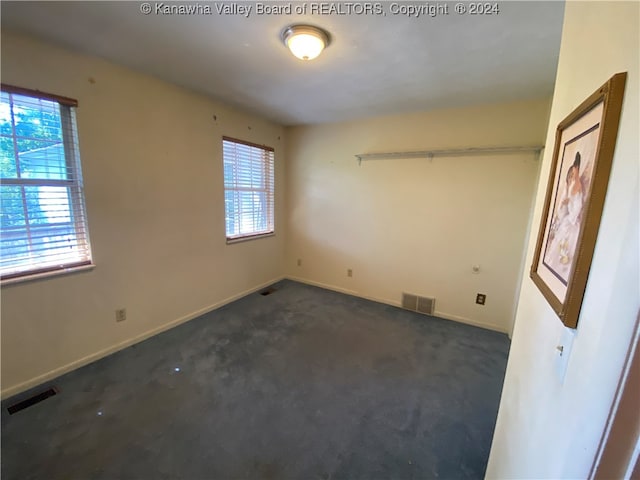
[530,72,627,329]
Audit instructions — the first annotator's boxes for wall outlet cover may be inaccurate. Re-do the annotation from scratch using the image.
[115,308,127,322]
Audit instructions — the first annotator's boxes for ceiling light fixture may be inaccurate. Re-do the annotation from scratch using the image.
[281,24,331,61]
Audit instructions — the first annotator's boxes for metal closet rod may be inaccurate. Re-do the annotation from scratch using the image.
[355,145,544,164]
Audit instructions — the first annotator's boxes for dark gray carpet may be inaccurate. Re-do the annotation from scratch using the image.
[1,280,510,480]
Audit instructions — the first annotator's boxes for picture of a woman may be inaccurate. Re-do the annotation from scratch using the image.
[544,151,586,283]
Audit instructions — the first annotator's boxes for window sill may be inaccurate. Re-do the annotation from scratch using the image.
[1,263,96,287]
[226,232,275,245]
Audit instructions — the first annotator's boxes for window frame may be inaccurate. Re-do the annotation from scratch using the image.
[1,84,94,284]
[222,136,275,244]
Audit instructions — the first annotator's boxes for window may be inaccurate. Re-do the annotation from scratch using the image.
[222,136,275,242]
[1,84,92,282]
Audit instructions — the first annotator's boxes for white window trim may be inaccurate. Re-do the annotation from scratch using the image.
[1,263,95,286]
[226,231,275,245]
[0,84,93,283]
[222,136,275,242]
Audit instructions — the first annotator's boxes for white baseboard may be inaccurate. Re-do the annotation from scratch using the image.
[433,310,508,334]
[286,275,509,334]
[1,276,285,400]
[285,275,360,298]
[2,275,507,399]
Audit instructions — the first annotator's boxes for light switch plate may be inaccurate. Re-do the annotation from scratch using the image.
[555,327,576,384]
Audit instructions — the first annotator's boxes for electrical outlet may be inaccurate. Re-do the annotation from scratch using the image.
[115,308,127,322]
[347,269,353,277]
[475,294,486,305]
[297,258,302,267]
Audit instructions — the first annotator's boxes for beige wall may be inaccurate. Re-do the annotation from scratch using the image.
[285,100,549,333]
[0,31,286,397]
[487,1,639,478]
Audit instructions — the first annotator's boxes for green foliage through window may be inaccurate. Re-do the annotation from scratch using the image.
[222,137,275,241]
[0,86,92,280]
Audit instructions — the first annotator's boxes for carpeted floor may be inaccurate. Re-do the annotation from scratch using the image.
[1,280,510,479]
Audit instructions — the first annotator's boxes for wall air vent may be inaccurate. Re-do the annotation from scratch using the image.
[7,387,58,415]
[260,287,277,296]
[402,292,435,316]
[402,293,418,310]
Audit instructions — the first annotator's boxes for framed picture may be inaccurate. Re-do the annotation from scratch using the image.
[530,72,627,329]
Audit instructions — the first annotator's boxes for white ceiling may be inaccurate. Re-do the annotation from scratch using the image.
[1,1,564,125]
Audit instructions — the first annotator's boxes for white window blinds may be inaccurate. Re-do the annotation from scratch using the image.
[0,85,93,281]
[222,137,275,241]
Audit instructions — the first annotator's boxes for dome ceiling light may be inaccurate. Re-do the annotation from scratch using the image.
[281,24,331,61]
